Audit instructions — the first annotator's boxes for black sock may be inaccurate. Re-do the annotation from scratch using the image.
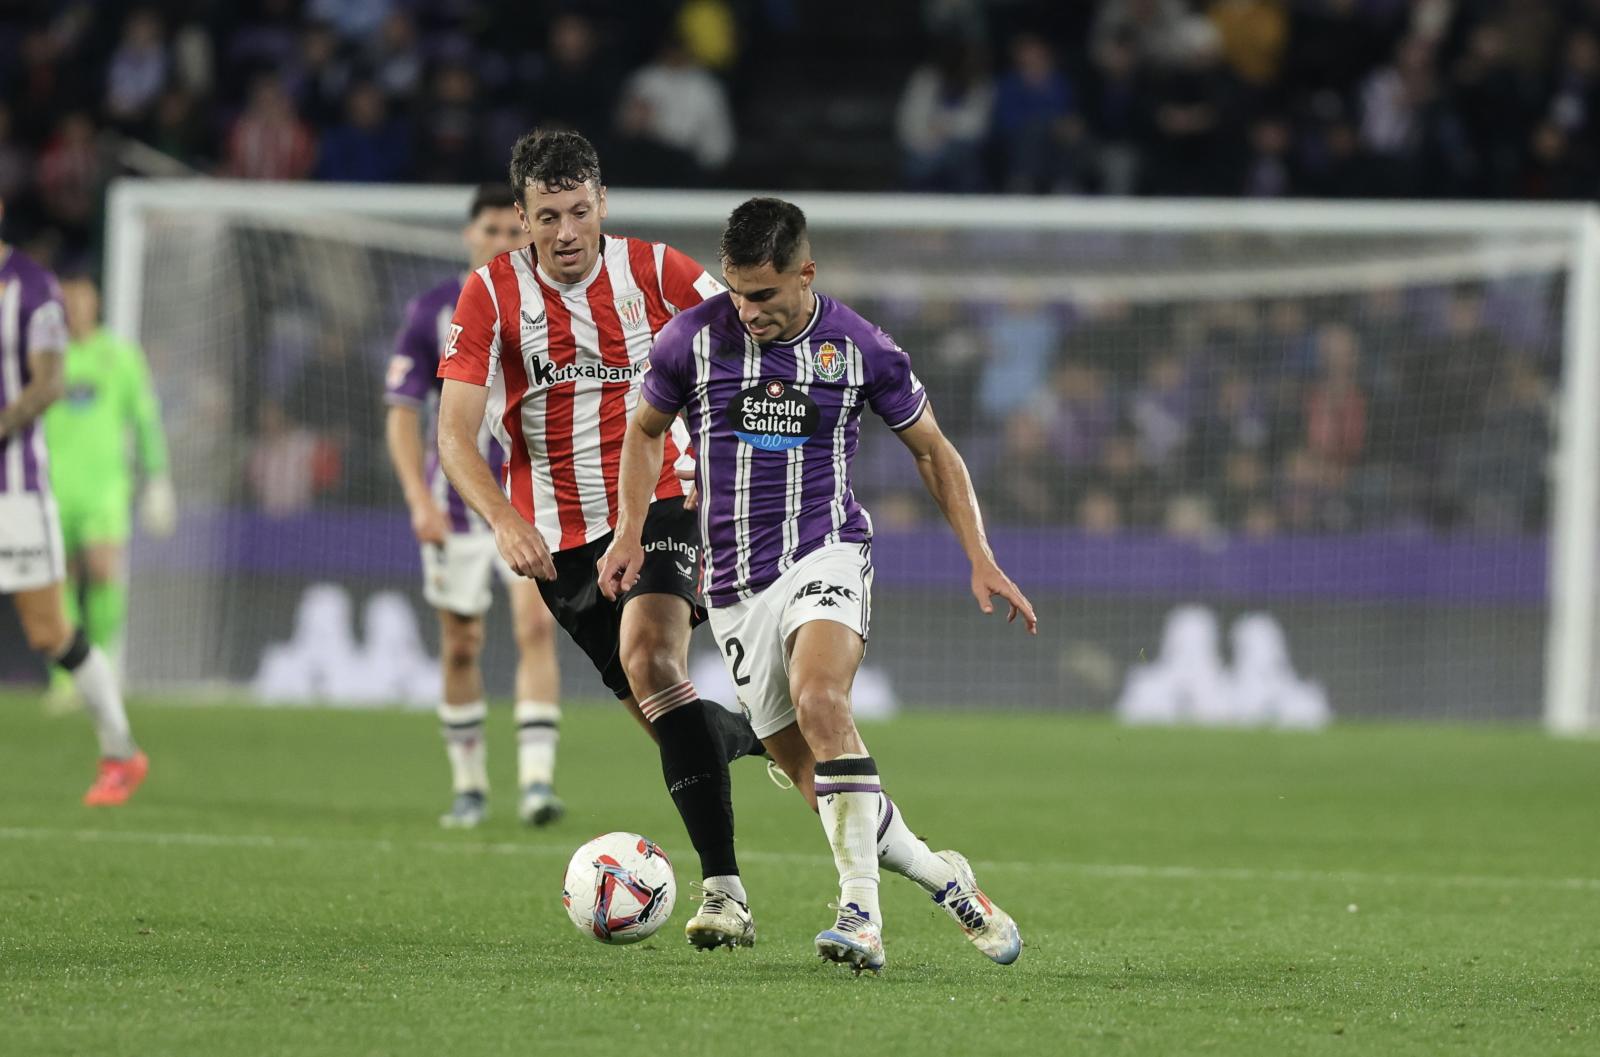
[703,701,765,763]
[653,700,739,879]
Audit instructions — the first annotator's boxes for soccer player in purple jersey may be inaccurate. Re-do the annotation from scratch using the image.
[385,183,565,829]
[0,196,148,805]
[600,197,1036,973]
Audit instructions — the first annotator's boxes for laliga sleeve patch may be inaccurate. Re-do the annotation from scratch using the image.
[724,380,820,451]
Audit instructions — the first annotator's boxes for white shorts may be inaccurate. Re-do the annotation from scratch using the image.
[706,542,873,739]
[422,532,516,617]
[0,490,66,594]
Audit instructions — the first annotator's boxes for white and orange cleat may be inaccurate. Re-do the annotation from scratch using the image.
[83,751,149,807]
[931,850,1023,965]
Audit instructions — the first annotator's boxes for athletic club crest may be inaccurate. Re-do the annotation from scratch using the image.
[812,341,846,382]
[617,292,648,331]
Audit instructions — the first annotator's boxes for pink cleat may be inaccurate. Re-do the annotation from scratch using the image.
[83,752,149,806]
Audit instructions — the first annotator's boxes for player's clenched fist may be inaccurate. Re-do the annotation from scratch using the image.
[491,510,556,580]
[595,536,645,601]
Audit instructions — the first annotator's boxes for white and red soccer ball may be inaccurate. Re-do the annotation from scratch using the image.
[562,832,677,945]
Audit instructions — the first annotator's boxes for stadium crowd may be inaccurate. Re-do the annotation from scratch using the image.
[0,0,1581,536]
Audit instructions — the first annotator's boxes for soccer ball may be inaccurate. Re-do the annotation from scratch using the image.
[562,832,677,945]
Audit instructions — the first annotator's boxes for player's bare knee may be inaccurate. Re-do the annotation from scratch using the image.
[793,683,853,728]
[440,617,484,672]
[622,639,686,700]
[514,609,555,653]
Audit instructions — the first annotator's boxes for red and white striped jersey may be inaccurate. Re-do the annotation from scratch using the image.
[437,234,723,552]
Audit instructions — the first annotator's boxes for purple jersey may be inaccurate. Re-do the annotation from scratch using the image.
[0,248,67,496]
[643,292,927,606]
[384,275,500,535]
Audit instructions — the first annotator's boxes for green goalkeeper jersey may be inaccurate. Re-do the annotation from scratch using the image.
[44,327,169,503]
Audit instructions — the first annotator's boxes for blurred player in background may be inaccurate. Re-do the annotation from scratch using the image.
[385,183,565,830]
[43,274,176,707]
[437,131,766,949]
[601,197,1035,974]
[0,197,148,805]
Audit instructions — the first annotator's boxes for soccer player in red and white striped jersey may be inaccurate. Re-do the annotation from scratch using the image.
[435,131,764,950]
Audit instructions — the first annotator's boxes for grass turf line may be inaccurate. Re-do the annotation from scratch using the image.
[1,694,1597,1057]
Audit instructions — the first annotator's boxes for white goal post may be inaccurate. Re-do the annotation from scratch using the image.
[103,179,1600,733]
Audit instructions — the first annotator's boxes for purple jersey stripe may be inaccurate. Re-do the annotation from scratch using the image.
[21,423,40,491]
[446,487,471,534]
[0,437,9,491]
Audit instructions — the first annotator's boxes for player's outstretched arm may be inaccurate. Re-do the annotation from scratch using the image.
[437,378,554,580]
[384,404,449,546]
[596,401,674,600]
[896,408,1038,635]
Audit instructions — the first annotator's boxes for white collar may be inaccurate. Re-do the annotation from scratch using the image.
[768,292,823,347]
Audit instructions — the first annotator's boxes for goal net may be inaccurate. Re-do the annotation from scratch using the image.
[102,182,1600,731]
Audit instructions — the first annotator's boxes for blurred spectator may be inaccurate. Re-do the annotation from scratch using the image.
[308,0,395,43]
[285,22,354,128]
[0,104,33,204]
[225,76,316,180]
[148,89,209,169]
[1358,36,1440,194]
[1048,362,1117,467]
[1241,113,1292,196]
[315,81,410,183]
[1450,21,1530,197]
[1207,0,1287,87]
[531,13,622,140]
[1092,0,1191,68]
[1077,486,1123,535]
[615,38,735,178]
[365,10,423,102]
[984,410,1070,525]
[977,300,1062,419]
[1099,431,1163,528]
[248,401,340,516]
[416,65,483,185]
[1303,324,1367,471]
[229,0,304,78]
[105,8,170,129]
[1129,352,1192,470]
[1446,355,1550,533]
[1140,17,1241,196]
[36,112,103,245]
[677,0,739,72]
[992,33,1083,193]
[896,40,994,193]
[1084,29,1144,194]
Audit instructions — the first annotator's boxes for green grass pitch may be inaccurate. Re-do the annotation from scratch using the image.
[2,693,1597,1056]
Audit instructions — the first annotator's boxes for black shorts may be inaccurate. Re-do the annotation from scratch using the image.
[537,496,704,699]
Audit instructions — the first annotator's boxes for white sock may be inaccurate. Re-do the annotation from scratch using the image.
[703,873,747,904]
[72,645,136,759]
[814,754,882,921]
[438,701,488,794]
[514,700,560,789]
[876,794,960,894]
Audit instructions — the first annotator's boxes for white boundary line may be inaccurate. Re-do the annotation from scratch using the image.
[3,826,1595,894]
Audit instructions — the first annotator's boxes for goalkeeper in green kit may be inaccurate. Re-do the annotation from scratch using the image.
[43,274,175,700]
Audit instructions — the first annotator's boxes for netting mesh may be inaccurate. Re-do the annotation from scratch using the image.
[120,191,1568,722]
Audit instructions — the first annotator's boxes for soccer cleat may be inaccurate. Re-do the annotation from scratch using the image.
[438,790,487,829]
[931,850,1023,965]
[518,783,565,827]
[83,751,149,807]
[684,883,756,950]
[815,902,885,975]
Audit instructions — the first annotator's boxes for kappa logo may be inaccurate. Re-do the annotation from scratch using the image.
[812,341,847,382]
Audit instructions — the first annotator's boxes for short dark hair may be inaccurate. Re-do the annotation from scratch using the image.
[468,182,517,219]
[720,197,809,272]
[508,129,602,206]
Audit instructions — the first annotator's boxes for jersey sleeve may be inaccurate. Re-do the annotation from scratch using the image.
[384,295,437,407]
[641,312,696,415]
[436,271,498,386]
[23,270,67,357]
[862,326,928,432]
[659,244,724,313]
